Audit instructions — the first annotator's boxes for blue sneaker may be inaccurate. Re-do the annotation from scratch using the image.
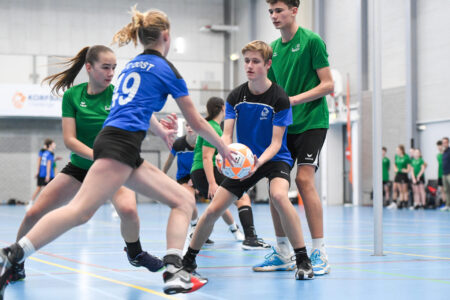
[252,247,296,272]
[310,249,330,275]
[124,247,164,272]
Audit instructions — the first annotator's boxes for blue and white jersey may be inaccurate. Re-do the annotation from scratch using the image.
[171,135,195,180]
[104,49,189,132]
[38,150,55,178]
[225,82,293,166]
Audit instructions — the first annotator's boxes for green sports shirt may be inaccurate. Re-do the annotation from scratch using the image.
[410,157,425,177]
[437,153,443,178]
[268,26,330,134]
[382,157,390,181]
[62,83,114,170]
[191,120,222,173]
[395,154,410,174]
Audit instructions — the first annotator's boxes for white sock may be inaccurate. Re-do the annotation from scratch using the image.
[190,217,198,227]
[228,222,238,231]
[276,236,291,257]
[18,237,36,263]
[165,248,183,272]
[312,238,325,252]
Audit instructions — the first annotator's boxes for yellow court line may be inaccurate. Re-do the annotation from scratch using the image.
[328,245,450,260]
[29,257,178,300]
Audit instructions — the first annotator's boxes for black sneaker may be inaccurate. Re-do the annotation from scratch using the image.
[295,259,314,280]
[188,226,214,245]
[1,248,14,300]
[241,237,271,250]
[10,262,25,282]
[124,247,164,272]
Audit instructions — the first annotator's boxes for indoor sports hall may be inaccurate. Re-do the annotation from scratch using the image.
[0,1,449,300]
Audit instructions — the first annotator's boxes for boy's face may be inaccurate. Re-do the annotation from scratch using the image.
[268,2,297,30]
[244,51,271,81]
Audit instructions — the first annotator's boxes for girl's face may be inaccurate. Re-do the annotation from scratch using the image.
[87,51,117,89]
[396,147,403,156]
[414,149,421,159]
[163,30,171,57]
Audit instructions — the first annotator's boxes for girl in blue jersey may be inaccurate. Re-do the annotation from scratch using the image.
[0,7,234,296]
[9,45,164,283]
[30,139,56,204]
[183,41,313,281]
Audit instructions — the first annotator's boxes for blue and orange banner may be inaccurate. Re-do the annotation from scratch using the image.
[0,84,62,117]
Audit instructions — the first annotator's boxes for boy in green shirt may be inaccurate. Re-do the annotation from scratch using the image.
[256,0,334,275]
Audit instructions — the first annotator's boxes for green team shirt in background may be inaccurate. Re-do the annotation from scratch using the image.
[269,26,330,134]
[62,83,114,170]
[191,120,221,173]
[437,153,443,178]
[382,157,390,181]
[411,157,425,177]
[395,154,410,174]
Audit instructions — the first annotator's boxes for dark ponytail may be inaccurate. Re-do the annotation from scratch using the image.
[42,45,113,96]
[205,97,224,121]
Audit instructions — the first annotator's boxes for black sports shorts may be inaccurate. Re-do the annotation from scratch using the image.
[93,126,146,169]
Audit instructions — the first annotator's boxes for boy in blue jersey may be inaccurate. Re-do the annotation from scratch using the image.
[183,41,313,280]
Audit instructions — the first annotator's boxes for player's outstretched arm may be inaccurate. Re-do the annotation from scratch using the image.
[222,119,235,146]
[176,95,235,164]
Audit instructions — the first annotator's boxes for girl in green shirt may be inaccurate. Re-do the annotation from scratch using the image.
[410,149,426,209]
[393,145,411,209]
[9,45,163,281]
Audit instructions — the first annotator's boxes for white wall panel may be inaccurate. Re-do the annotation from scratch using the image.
[417,0,450,122]
[323,0,358,100]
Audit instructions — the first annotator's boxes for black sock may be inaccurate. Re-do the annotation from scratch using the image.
[125,239,143,259]
[238,205,256,238]
[183,247,199,264]
[294,247,309,265]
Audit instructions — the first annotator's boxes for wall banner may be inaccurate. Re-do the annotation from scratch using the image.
[0,84,62,117]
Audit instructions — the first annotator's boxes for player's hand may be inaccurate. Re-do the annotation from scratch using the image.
[160,126,177,150]
[218,145,237,168]
[240,155,259,181]
[45,176,50,183]
[160,113,178,131]
[208,182,219,199]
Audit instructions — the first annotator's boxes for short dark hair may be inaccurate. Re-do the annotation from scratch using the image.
[266,0,300,8]
[44,138,54,148]
[443,137,449,142]
[382,147,387,151]
[437,140,442,146]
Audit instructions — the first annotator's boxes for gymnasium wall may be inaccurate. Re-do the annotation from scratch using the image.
[0,0,225,203]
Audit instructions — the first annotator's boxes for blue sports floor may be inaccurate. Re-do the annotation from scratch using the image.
[1,203,449,300]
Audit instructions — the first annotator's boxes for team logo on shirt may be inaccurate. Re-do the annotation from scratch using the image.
[291,43,300,52]
[273,52,278,57]
[105,105,111,111]
[260,107,269,120]
[80,101,87,107]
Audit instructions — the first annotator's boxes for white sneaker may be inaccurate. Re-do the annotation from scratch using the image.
[229,225,245,241]
[387,202,397,210]
[440,206,450,212]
